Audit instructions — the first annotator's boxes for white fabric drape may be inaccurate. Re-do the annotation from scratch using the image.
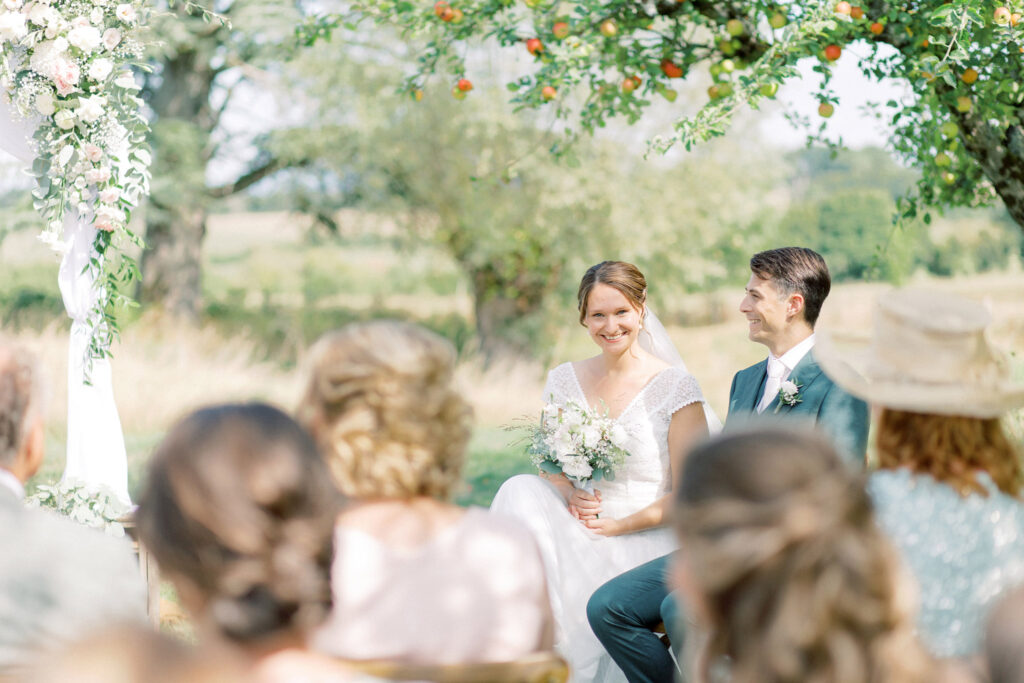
[1,96,130,504]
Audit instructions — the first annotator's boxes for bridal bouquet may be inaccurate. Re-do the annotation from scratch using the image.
[526,400,631,489]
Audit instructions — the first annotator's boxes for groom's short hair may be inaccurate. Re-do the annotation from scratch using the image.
[750,247,831,327]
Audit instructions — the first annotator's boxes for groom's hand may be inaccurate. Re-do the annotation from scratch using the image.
[569,488,602,521]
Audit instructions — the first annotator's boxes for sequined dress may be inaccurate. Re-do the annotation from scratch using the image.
[868,468,1024,657]
[490,363,707,683]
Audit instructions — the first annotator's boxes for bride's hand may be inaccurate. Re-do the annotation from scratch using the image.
[568,488,602,521]
[585,517,625,536]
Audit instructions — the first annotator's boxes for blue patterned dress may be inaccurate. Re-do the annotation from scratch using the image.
[868,468,1024,657]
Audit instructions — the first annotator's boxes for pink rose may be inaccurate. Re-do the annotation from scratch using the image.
[94,216,115,232]
[102,27,120,50]
[82,143,103,162]
[99,188,120,203]
[52,58,80,96]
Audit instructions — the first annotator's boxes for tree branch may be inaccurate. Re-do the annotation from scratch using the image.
[207,157,286,198]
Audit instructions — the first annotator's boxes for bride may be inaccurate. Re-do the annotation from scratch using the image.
[490,260,719,683]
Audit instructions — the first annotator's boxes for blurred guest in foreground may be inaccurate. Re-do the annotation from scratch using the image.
[135,403,365,683]
[986,585,1024,683]
[298,321,553,664]
[672,428,936,683]
[0,340,144,675]
[818,288,1024,659]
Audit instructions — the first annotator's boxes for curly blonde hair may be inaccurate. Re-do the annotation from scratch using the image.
[297,321,473,500]
[876,409,1023,497]
[675,428,934,683]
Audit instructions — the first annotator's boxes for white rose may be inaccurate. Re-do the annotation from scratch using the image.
[82,142,102,162]
[77,94,105,123]
[561,456,593,480]
[89,7,102,23]
[42,22,54,37]
[85,166,111,184]
[3,0,22,10]
[114,3,134,22]
[27,4,51,24]
[74,175,87,189]
[99,187,119,203]
[53,108,76,129]
[114,71,137,90]
[580,424,602,449]
[67,23,101,51]
[609,423,629,449]
[52,35,67,52]
[34,91,55,115]
[101,26,119,49]
[87,57,112,81]
[0,11,28,40]
[780,380,799,395]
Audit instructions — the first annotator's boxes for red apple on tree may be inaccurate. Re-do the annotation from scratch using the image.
[434,1,449,17]
[835,2,851,15]
[869,21,884,34]
[457,78,473,92]
[850,6,864,19]
[818,102,835,118]
[552,21,569,39]
[824,44,842,61]
[541,85,557,100]
[660,59,683,78]
[600,19,618,37]
[994,6,1011,25]
[526,38,544,56]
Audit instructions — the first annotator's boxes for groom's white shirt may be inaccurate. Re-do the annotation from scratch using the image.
[756,333,816,413]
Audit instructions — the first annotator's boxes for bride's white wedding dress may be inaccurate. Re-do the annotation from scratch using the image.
[490,361,707,683]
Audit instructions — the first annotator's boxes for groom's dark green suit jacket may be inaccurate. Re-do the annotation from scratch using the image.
[725,349,869,467]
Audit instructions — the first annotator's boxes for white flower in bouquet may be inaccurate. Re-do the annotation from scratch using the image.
[82,143,103,162]
[101,27,120,50]
[88,58,112,81]
[3,0,23,10]
[53,35,69,52]
[77,94,105,123]
[549,425,575,462]
[580,423,602,449]
[85,166,111,184]
[561,455,593,480]
[609,423,629,449]
[27,4,53,25]
[114,3,134,23]
[53,108,76,129]
[0,11,28,40]
[34,90,55,115]
[73,174,87,189]
[67,23,102,52]
[89,7,102,24]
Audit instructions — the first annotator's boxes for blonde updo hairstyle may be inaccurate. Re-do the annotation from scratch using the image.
[136,403,341,643]
[297,321,473,500]
[674,428,933,683]
[577,261,647,325]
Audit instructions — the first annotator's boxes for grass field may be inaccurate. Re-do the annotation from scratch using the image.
[4,212,1023,505]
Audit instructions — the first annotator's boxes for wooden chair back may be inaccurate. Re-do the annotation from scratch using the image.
[342,651,569,683]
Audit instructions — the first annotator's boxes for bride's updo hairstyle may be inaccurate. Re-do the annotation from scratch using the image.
[135,403,341,643]
[674,427,933,683]
[297,320,473,501]
[577,261,647,325]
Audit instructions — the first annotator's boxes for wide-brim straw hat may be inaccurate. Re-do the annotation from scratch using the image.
[816,288,1024,418]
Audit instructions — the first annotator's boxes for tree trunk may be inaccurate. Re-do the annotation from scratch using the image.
[470,264,551,364]
[957,116,1024,233]
[138,205,207,321]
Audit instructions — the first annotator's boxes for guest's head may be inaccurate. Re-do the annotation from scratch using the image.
[0,341,45,483]
[673,427,931,683]
[986,586,1024,683]
[297,321,472,500]
[135,403,341,645]
[740,248,830,353]
[817,288,1024,496]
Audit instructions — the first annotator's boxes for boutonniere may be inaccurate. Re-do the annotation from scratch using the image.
[774,379,803,413]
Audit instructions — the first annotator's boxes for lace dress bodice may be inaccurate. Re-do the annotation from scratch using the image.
[544,362,705,521]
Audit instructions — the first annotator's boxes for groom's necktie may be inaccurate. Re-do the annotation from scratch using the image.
[757,358,786,413]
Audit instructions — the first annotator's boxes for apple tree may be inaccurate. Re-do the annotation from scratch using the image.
[335,0,1024,236]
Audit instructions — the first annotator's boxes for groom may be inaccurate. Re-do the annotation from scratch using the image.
[586,246,869,683]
